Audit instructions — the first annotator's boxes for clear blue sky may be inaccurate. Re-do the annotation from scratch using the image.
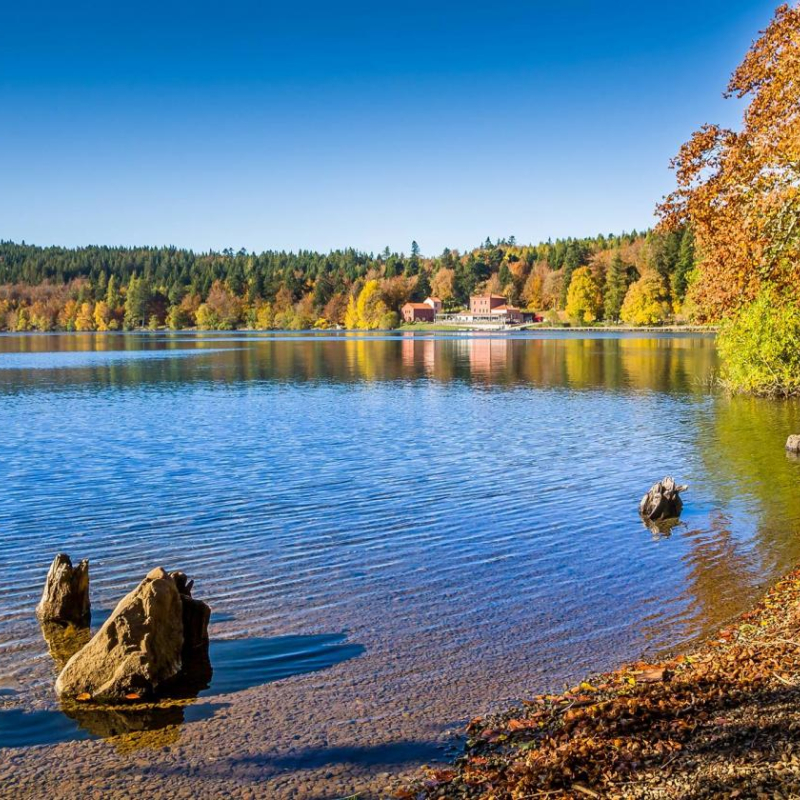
[0,0,778,255]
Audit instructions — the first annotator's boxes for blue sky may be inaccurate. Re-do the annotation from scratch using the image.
[0,1,779,254]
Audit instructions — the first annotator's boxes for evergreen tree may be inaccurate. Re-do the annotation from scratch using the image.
[124,276,151,329]
[560,241,587,306]
[498,263,512,290]
[672,228,695,301]
[106,275,120,309]
[413,270,431,301]
[604,251,627,321]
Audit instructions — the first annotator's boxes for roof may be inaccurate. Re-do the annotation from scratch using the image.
[403,302,433,309]
[491,305,522,312]
[426,296,442,302]
[471,294,507,300]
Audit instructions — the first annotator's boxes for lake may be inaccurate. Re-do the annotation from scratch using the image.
[2,331,800,799]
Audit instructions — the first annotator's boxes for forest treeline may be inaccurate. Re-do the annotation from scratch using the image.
[0,227,694,331]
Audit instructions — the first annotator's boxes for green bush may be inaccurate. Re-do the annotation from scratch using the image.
[718,290,800,397]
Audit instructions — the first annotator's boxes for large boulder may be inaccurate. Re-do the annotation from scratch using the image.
[639,476,688,522]
[55,567,183,700]
[786,435,800,452]
[36,553,90,626]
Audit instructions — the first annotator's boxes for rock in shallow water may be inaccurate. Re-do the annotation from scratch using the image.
[639,476,688,522]
[55,567,184,700]
[36,553,90,626]
[786,435,800,452]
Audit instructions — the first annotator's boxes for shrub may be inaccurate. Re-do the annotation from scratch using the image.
[718,290,800,398]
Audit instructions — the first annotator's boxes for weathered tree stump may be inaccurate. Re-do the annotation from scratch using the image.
[639,477,688,522]
[36,554,91,626]
[786,435,800,452]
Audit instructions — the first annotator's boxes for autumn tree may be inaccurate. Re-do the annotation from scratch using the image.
[620,272,671,326]
[522,264,547,309]
[93,301,111,331]
[344,294,359,329]
[658,3,800,320]
[430,268,455,302]
[565,266,602,324]
[356,280,390,329]
[75,301,95,331]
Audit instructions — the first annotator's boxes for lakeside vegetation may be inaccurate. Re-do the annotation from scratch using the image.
[658,3,800,396]
[0,226,694,334]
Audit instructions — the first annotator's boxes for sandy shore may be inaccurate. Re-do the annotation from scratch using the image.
[407,567,800,799]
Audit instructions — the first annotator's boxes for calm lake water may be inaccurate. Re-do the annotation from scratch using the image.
[2,331,800,799]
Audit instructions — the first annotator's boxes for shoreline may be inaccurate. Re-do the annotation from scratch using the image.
[406,567,800,799]
[0,325,717,336]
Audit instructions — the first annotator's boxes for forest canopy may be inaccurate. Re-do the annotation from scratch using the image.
[0,227,693,332]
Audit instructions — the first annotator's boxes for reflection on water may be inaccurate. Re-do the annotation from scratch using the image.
[0,330,716,393]
[0,633,363,748]
[2,332,800,791]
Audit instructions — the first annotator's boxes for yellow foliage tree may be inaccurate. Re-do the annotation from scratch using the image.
[565,266,602,323]
[195,303,217,330]
[344,294,359,329]
[356,280,389,329]
[93,301,111,331]
[620,272,671,326]
[255,302,275,330]
[430,268,455,302]
[522,267,544,309]
[75,301,95,331]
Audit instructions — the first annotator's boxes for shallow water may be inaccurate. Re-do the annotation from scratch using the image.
[2,331,800,798]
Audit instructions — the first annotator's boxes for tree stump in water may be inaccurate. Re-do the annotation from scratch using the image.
[639,477,688,522]
[36,553,90,626]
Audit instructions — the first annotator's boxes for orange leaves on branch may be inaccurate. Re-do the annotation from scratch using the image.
[658,2,800,321]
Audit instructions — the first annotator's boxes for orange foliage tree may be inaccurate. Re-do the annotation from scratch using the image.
[658,3,800,321]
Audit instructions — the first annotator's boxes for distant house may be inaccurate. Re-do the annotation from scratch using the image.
[470,294,507,315]
[490,304,523,324]
[424,296,443,314]
[402,302,435,323]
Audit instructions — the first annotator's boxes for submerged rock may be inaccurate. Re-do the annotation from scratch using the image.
[786,435,800,452]
[36,554,90,626]
[40,621,92,672]
[639,477,688,522]
[55,567,183,700]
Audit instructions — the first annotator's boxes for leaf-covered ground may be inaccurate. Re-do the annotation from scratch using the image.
[403,568,800,799]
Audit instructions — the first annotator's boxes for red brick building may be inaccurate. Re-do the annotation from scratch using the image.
[402,302,435,323]
[470,294,507,314]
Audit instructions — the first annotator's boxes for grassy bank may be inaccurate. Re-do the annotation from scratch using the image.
[404,568,800,799]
